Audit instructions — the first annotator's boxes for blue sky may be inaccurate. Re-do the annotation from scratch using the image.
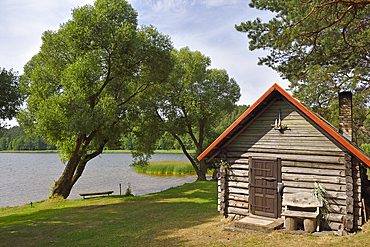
[0,0,288,116]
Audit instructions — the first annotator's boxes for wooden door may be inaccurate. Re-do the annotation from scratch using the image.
[249,158,279,218]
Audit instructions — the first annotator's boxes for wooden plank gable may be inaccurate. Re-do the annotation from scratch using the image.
[227,99,344,156]
[198,83,370,168]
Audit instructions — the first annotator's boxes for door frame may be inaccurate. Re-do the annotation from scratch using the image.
[249,157,282,218]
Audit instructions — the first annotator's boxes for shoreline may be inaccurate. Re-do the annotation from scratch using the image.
[1,152,195,208]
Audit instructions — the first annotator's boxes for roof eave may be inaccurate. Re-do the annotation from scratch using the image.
[197,83,370,168]
[197,83,278,161]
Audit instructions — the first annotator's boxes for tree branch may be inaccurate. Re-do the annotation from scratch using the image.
[342,5,358,48]
[90,53,114,109]
[81,127,101,153]
[354,121,370,137]
[300,4,354,38]
[85,141,107,161]
[327,73,337,87]
[187,123,201,151]
[171,133,202,175]
[198,122,204,152]
[117,83,152,107]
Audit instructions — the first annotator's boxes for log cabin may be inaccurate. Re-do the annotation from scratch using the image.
[198,83,370,232]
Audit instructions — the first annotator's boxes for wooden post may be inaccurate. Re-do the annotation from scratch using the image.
[219,165,227,217]
[363,198,367,222]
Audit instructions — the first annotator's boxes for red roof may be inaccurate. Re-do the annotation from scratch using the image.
[197,83,370,167]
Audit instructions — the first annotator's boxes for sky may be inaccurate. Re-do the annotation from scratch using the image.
[0,0,288,124]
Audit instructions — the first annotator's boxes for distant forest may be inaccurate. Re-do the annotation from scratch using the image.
[0,105,249,151]
[0,126,57,151]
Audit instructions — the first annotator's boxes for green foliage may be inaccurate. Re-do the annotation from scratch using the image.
[0,126,56,151]
[156,133,175,150]
[18,0,174,198]
[219,160,231,173]
[312,182,330,221]
[361,143,370,155]
[0,68,22,129]
[124,182,133,196]
[20,0,173,160]
[237,0,370,143]
[134,161,194,175]
[48,180,57,199]
[213,104,249,137]
[288,68,370,144]
[0,136,8,150]
[133,47,241,180]
[360,144,370,177]
[121,133,137,150]
[0,105,249,152]
[237,0,370,83]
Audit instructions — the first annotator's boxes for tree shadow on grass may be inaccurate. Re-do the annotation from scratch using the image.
[0,181,219,247]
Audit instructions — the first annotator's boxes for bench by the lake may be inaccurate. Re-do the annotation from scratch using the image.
[281,192,323,232]
[79,191,114,199]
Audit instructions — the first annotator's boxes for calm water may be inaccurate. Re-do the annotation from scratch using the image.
[0,153,196,208]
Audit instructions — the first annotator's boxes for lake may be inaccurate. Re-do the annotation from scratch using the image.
[0,152,196,208]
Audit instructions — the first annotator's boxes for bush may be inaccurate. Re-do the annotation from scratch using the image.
[361,143,370,155]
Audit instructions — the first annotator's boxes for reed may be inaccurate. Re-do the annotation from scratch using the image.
[135,161,194,175]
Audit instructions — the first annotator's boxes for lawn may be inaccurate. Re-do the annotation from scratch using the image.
[1,181,370,246]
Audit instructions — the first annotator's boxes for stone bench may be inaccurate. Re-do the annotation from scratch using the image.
[79,191,114,199]
[281,192,323,232]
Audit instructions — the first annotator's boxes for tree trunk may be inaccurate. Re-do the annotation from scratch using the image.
[197,122,206,178]
[199,159,206,180]
[211,168,218,181]
[185,122,207,181]
[51,158,87,199]
[172,134,206,181]
[51,134,106,199]
[51,134,84,198]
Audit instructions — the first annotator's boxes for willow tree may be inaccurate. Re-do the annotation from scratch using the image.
[0,68,22,129]
[134,47,241,181]
[19,0,173,199]
[236,0,370,141]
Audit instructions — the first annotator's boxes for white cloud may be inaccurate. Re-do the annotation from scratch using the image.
[0,0,96,74]
[152,0,195,12]
[1,0,288,109]
[128,0,288,105]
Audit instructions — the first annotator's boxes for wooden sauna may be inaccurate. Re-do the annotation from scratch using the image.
[198,84,370,231]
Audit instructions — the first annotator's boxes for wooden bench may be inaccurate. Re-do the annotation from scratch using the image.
[79,191,114,199]
[281,192,323,232]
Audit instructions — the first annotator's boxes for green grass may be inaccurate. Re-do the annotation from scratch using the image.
[135,161,195,175]
[0,182,218,247]
[1,182,370,246]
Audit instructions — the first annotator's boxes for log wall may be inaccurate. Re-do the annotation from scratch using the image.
[217,99,362,231]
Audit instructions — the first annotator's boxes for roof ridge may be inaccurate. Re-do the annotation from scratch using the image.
[197,83,370,167]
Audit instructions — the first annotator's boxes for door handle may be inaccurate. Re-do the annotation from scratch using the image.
[262,177,276,182]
